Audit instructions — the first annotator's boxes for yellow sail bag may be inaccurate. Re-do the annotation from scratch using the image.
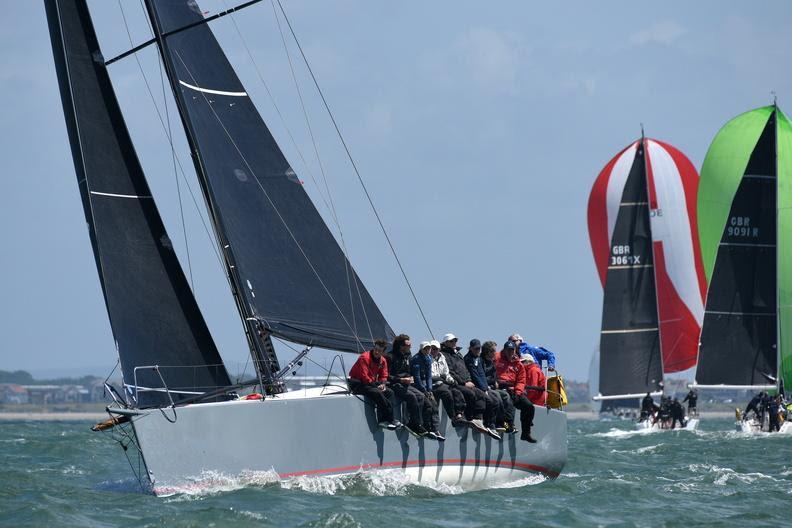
[546,374,568,409]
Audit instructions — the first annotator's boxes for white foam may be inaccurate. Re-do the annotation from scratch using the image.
[593,427,659,438]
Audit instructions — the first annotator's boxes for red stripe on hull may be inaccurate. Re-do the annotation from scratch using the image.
[279,459,561,479]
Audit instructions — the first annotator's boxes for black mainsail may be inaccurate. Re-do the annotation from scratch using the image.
[143,0,394,371]
[45,0,231,407]
[598,140,663,398]
[696,112,778,387]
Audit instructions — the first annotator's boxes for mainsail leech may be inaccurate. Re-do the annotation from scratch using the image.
[45,0,231,408]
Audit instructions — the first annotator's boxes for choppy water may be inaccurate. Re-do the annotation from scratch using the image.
[1,418,789,527]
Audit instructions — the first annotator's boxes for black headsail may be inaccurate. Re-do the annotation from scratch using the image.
[598,140,663,398]
[142,0,394,371]
[696,111,778,387]
[45,0,231,407]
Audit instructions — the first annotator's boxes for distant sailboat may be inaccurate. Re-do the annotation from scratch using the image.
[693,103,792,433]
[45,0,567,494]
[587,132,705,424]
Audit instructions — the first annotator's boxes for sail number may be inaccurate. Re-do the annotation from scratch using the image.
[727,216,759,238]
[610,245,642,266]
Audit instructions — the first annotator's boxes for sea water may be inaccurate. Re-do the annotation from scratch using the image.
[0,418,789,527]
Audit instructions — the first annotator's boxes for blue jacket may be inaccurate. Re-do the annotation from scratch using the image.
[464,352,489,391]
[519,343,556,369]
[410,353,433,393]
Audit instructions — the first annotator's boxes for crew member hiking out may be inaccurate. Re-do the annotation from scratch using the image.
[482,340,517,433]
[385,334,428,437]
[510,333,556,371]
[410,341,445,441]
[682,388,698,417]
[496,340,537,442]
[441,333,488,434]
[743,392,764,422]
[768,395,781,432]
[464,339,501,439]
[429,340,467,426]
[522,354,547,406]
[348,339,400,430]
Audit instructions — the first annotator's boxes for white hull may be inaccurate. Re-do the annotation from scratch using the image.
[125,387,567,495]
[736,418,792,434]
[635,417,699,431]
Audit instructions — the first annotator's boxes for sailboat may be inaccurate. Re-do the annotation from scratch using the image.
[693,103,792,433]
[45,0,567,494]
[587,132,705,430]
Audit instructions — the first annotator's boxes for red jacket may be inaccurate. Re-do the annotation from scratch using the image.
[524,362,546,406]
[349,351,389,385]
[495,353,526,394]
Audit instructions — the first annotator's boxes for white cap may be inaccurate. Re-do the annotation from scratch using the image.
[419,341,431,350]
[521,354,535,364]
[441,333,457,343]
[430,340,441,349]
[511,333,523,342]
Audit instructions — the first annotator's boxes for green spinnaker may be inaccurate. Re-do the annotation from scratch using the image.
[698,105,792,391]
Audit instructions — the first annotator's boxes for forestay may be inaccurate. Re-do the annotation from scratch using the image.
[45,0,231,407]
[144,0,393,354]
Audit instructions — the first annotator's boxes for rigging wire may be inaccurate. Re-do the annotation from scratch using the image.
[218,0,372,341]
[266,0,372,342]
[274,0,434,339]
[116,1,225,271]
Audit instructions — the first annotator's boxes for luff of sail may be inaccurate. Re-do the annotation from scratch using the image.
[44,0,231,407]
[696,105,792,390]
[144,0,394,355]
[588,137,704,398]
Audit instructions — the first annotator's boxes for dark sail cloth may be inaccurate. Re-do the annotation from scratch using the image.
[465,351,500,428]
[442,346,486,420]
[386,351,426,429]
[483,356,515,426]
[348,351,393,424]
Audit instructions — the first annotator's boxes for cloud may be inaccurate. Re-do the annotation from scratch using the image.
[629,20,687,46]
[456,27,527,95]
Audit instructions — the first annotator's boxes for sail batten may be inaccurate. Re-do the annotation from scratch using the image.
[45,0,232,407]
[143,0,393,356]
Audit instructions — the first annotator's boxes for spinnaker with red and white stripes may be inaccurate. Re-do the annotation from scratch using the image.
[588,134,706,403]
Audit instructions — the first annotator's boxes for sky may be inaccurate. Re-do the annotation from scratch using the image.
[1,1,792,381]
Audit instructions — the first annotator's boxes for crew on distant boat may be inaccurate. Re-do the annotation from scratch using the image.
[482,341,517,434]
[682,388,698,417]
[495,340,537,442]
[768,395,781,432]
[464,339,501,439]
[653,396,672,428]
[385,334,428,437]
[522,354,547,406]
[441,333,489,434]
[743,392,764,423]
[410,341,445,441]
[640,392,657,421]
[429,340,468,426]
[509,333,556,371]
[348,339,400,430]
[670,398,686,429]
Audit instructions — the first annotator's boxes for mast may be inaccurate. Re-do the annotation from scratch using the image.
[774,98,781,394]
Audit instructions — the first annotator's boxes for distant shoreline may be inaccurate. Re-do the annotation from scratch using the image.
[0,410,735,422]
